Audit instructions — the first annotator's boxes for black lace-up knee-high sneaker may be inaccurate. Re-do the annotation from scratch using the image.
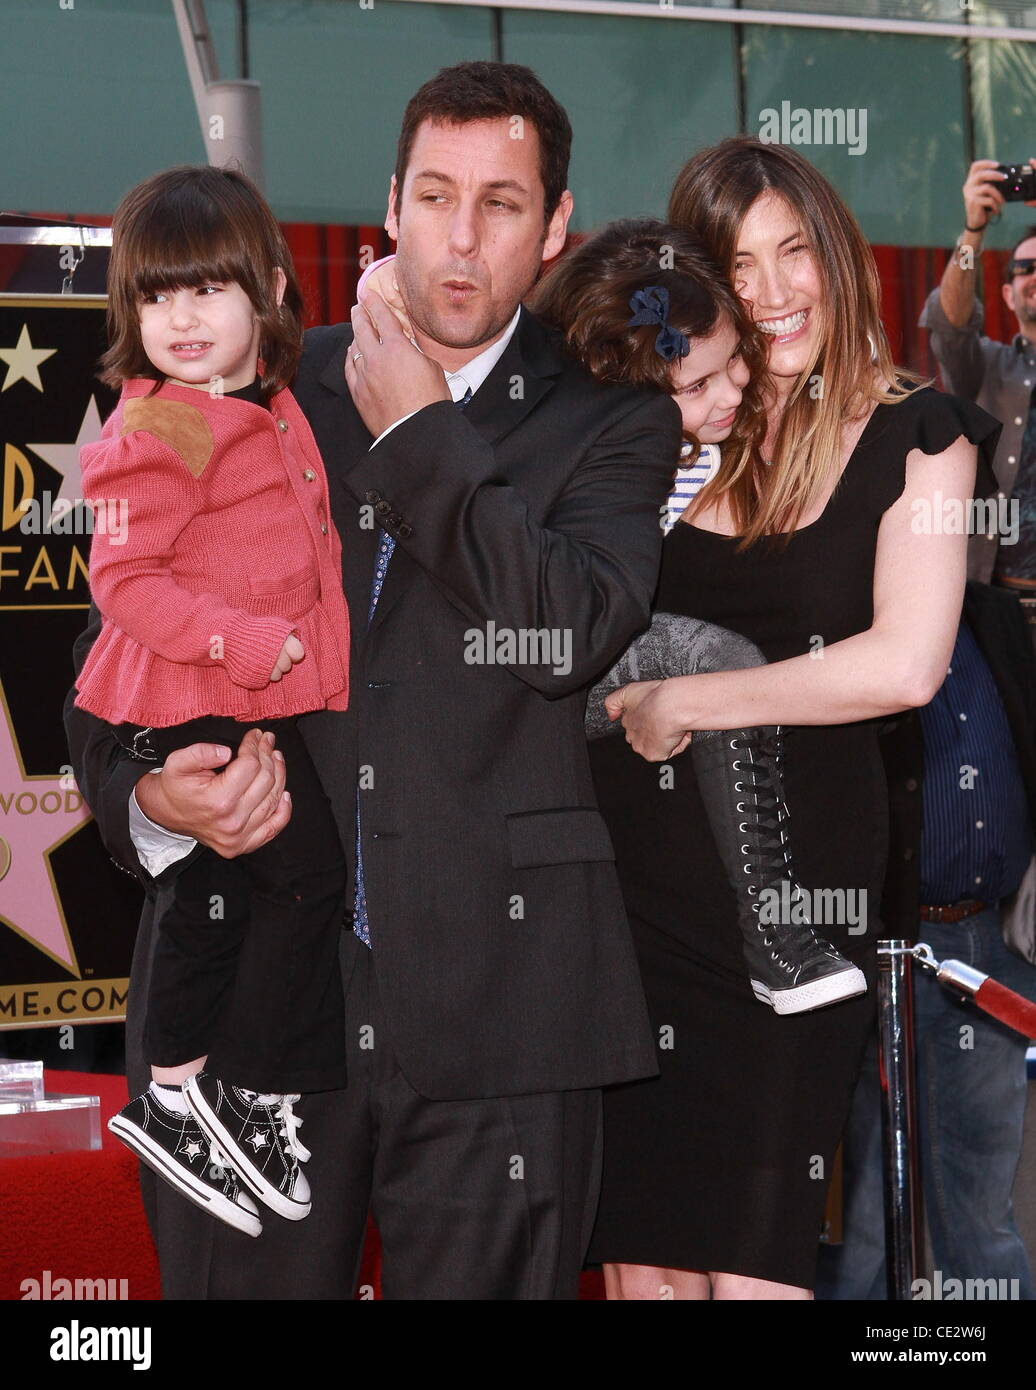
[691,727,867,1014]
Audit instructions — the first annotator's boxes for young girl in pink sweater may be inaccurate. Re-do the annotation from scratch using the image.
[75,166,352,1237]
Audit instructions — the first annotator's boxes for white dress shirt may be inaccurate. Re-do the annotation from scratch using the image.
[128,306,523,876]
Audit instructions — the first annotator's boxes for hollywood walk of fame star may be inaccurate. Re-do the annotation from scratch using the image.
[27,395,105,524]
[0,323,57,392]
[0,678,89,973]
[246,1128,270,1153]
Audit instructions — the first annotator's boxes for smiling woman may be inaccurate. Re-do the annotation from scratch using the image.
[669,138,921,547]
[584,137,1002,1303]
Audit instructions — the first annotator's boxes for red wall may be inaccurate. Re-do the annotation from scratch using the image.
[291,230,1021,385]
[1,215,1018,383]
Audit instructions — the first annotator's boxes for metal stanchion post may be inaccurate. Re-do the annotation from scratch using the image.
[876,939,923,1300]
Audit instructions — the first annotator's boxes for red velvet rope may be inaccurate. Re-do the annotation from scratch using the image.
[973,978,1036,1039]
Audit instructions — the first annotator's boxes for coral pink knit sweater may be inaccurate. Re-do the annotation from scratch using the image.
[74,375,350,727]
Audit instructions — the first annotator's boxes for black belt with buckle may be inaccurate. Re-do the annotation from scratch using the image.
[918,898,988,924]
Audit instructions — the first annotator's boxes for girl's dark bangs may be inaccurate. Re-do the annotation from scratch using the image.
[128,208,252,299]
[132,259,246,299]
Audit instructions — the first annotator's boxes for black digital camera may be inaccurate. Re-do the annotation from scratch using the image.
[996,162,1036,202]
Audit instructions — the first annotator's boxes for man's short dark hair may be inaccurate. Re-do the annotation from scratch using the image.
[394,61,572,228]
[1005,225,1036,281]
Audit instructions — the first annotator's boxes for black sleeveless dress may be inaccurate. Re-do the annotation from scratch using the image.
[585,388,1000,1289]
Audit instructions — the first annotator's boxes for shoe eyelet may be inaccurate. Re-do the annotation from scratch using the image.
[740,843,750,853]
[731,760,741,771]
[736,802,745,814]
[734,782,743,792]
[738,822,748,833]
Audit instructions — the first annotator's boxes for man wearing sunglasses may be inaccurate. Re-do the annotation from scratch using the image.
[920,159,1036,593]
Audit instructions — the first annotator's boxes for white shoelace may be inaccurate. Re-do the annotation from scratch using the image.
[275,1095,311,1164]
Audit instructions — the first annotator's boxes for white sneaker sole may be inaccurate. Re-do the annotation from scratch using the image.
[183,1077,311,1222]
[107,1114,261,1237]
[751,965,868,1015]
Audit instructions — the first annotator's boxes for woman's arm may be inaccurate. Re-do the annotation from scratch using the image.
[608,435,976,760]
[585,613,765,739]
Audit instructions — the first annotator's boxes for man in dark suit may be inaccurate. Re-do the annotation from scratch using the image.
[63,61,682,1298]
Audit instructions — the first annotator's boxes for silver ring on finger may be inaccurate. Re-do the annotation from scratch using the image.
[352,351,364,365]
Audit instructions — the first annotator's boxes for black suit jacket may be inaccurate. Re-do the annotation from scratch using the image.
[64,305,683,1099]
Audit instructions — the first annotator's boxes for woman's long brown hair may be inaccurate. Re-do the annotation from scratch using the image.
[530,217,769,471]
[669,137,923,546]
[99,164,304,403]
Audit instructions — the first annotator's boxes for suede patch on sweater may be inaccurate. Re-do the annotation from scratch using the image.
[121,398,215,478]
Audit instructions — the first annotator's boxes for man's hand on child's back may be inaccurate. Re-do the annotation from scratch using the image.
[134,728,291,857]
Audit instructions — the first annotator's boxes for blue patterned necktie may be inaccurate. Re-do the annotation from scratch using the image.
[353,384,473,946]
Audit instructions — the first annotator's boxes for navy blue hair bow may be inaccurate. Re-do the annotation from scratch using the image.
[626,285,690,362]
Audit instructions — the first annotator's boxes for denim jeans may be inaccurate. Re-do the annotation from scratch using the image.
[817,907,1036,1300]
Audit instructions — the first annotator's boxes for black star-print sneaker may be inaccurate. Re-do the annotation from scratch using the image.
[108,1090,262,1237]
[183,1073,312,1221]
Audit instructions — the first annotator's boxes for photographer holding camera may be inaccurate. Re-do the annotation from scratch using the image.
[920,158,1036,594]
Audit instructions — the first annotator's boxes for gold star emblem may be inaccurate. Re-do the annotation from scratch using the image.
[0,323,57,392]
